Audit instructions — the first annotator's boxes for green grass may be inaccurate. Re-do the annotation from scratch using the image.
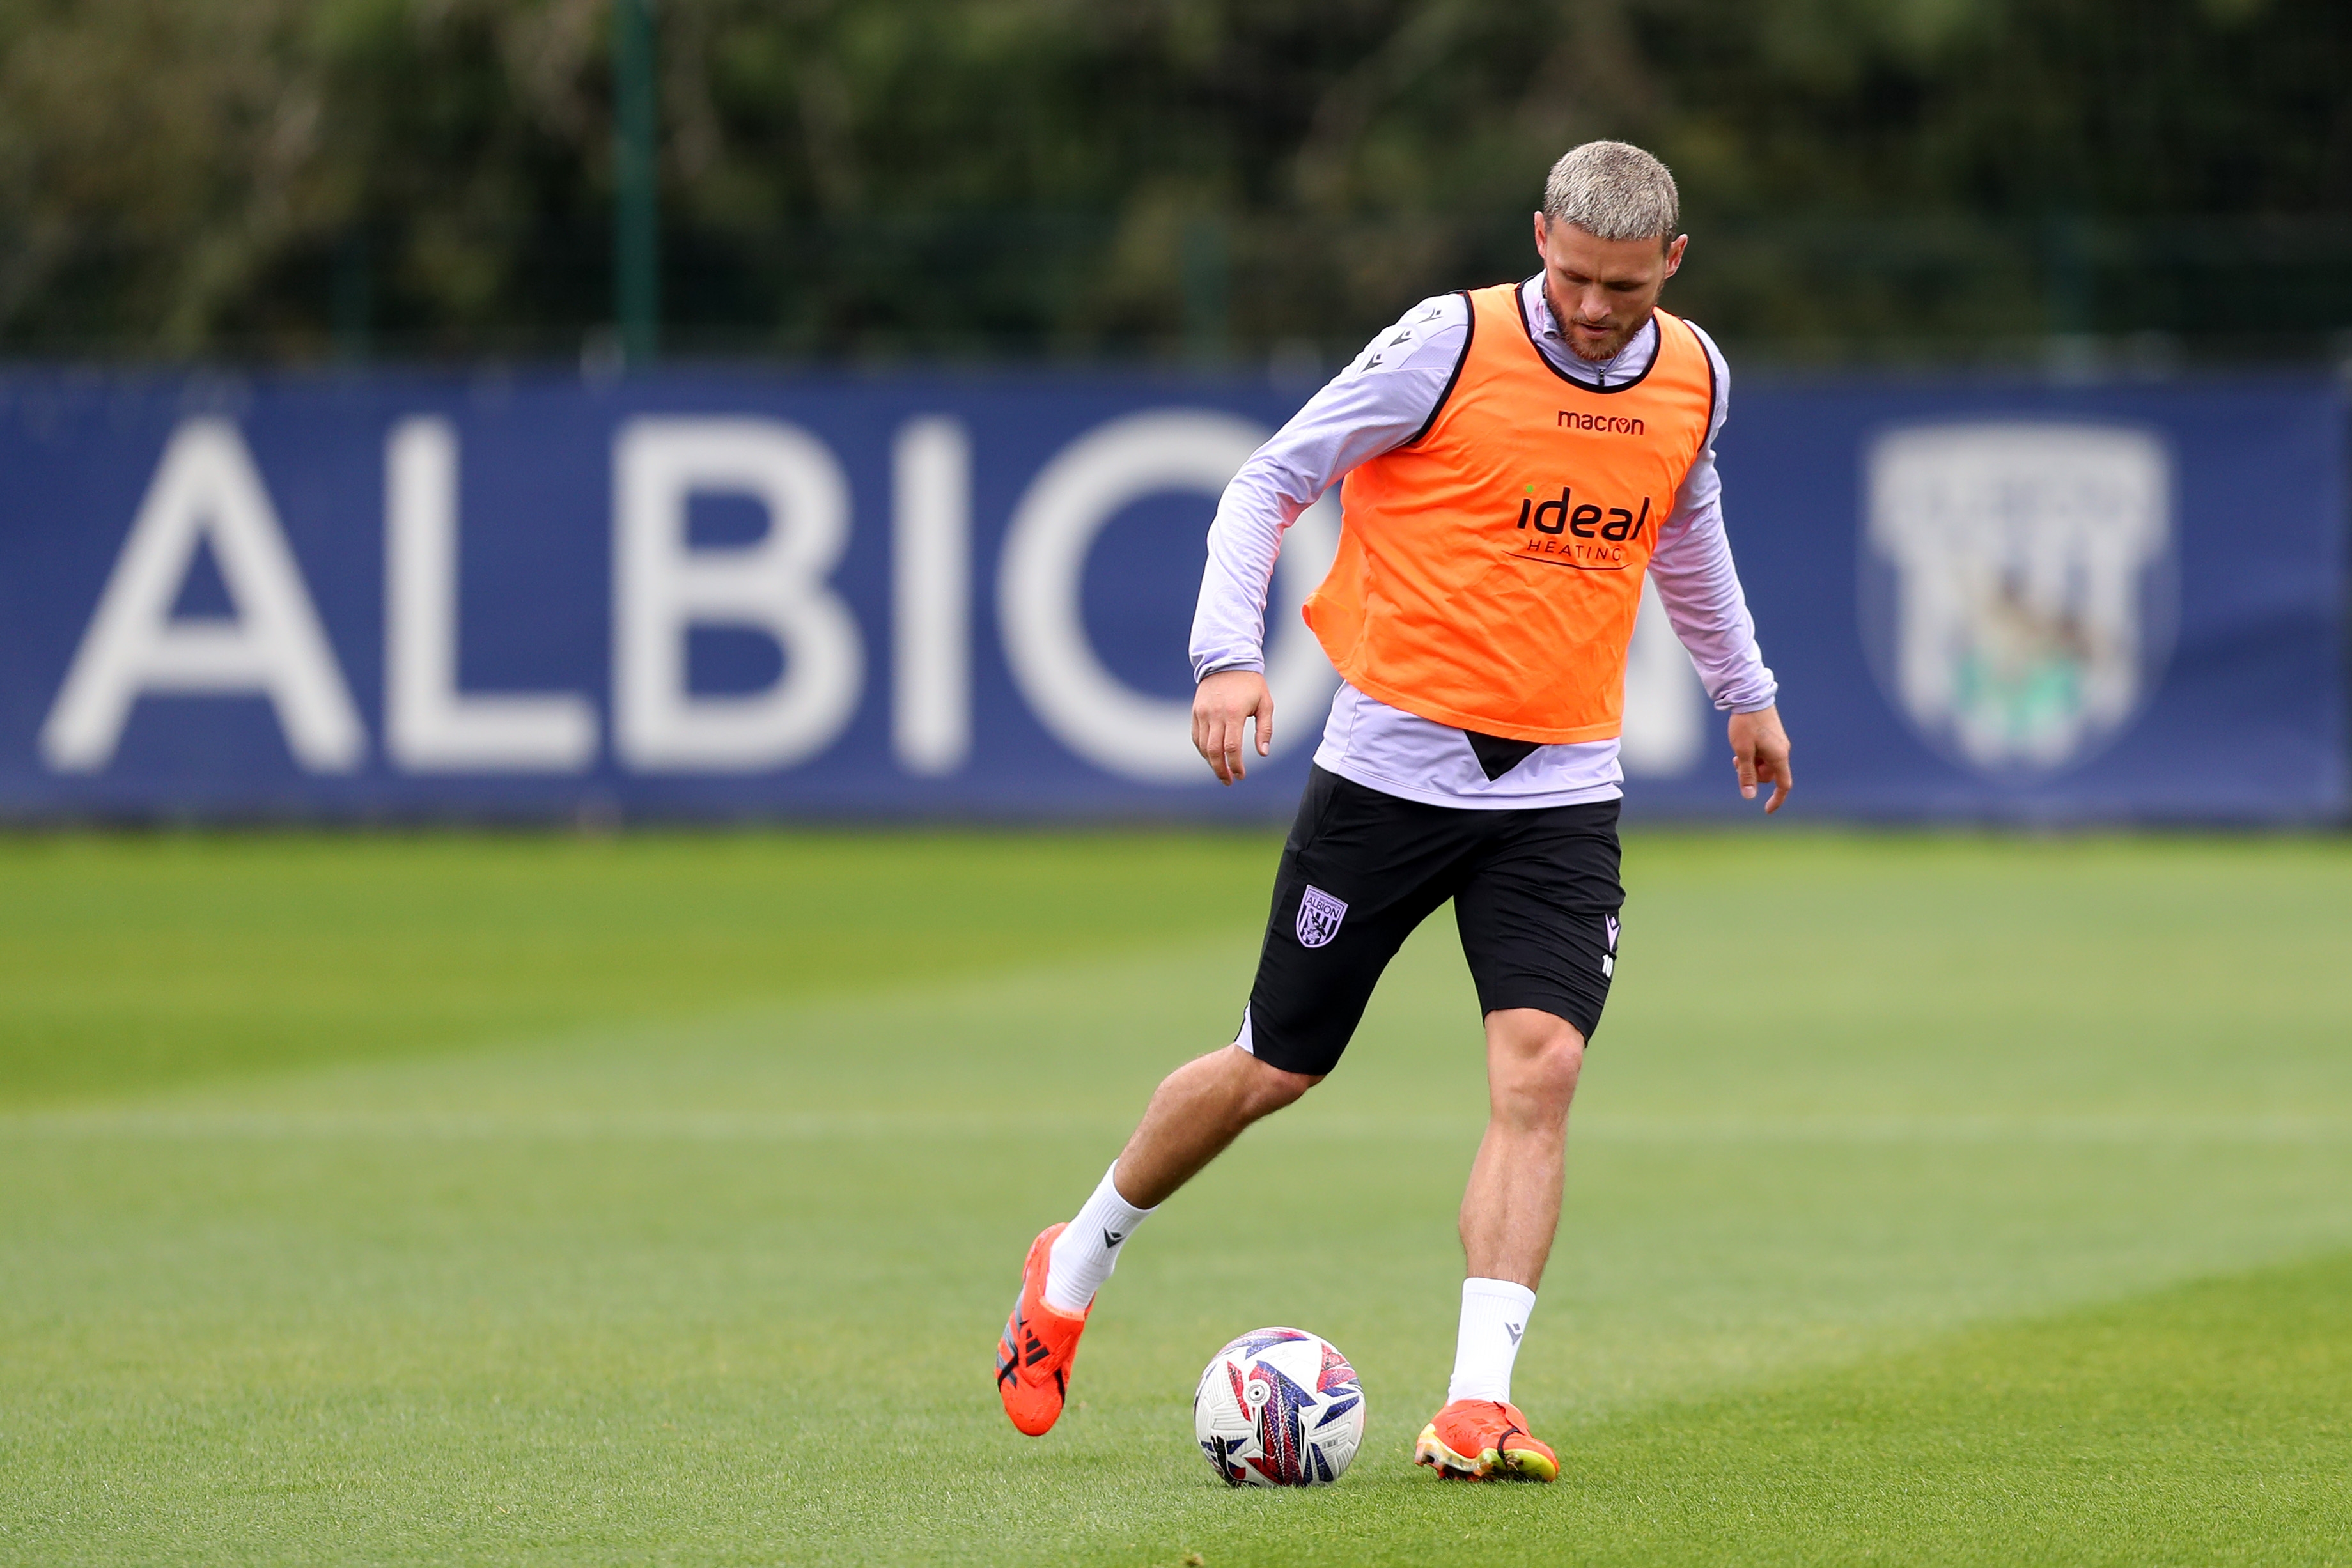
[2,829,2349,1565]
[0,830,1275,1102]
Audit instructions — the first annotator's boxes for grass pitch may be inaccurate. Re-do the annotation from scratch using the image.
[2,828,2348,1565]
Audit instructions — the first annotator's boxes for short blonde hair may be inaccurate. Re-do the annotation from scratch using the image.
[1542,141,1680,244]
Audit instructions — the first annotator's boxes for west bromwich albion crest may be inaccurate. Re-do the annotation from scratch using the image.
[1295,886,1348,949]
[1862,423,2174,775]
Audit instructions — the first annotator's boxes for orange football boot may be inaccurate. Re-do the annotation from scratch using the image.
[994,1223,1091,1436]
[1414,1398,1560,1481]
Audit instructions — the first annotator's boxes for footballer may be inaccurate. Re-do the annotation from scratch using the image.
[996,140,1792,1480]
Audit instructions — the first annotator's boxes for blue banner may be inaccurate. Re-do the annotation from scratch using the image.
[0,368,2340,822]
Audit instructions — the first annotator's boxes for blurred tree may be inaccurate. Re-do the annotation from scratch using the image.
[0,0,2345,361]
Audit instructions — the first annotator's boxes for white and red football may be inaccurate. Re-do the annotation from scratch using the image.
[1192,1326,1366,1486]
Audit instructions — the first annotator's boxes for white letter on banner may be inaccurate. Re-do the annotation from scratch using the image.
[612,417,862,771]
[892,415,971,775]
[385,417,598,772]
[999,410,1338,783]
[40,418,365,773]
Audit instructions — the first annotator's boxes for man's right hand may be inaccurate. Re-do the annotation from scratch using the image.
[1192,669,1275,785]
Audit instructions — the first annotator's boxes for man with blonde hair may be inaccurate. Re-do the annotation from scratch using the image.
[997,140,1793,1480]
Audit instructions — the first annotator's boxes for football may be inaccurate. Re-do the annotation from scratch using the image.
[1192,1327,1366,1486]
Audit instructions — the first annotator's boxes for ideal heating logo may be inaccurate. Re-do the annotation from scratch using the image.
[1509,483,1651,570]
[1512,485,1651,541]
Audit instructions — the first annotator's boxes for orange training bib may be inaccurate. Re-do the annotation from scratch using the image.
[1302,283,1717,745]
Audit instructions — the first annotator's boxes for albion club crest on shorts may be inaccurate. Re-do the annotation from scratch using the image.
[1295,886,1348,949]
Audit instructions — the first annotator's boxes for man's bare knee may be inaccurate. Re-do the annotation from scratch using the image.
[1485,1009,1585,1119]
[1220,1044,1321,1121]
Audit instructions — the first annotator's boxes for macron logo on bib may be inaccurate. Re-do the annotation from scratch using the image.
[1296,887,1348,949]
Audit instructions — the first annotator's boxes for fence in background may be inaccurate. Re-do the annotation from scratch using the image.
[0,368,2341,823]
[19,213,2352,368]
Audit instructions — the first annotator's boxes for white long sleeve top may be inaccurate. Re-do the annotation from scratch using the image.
[1189,276,1777,808]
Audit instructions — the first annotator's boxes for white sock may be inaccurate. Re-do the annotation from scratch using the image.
[1042,1163,1155,1314]
[1446,1277,1538,1405]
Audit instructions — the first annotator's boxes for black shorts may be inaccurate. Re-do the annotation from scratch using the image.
[1238,766,1625,1078]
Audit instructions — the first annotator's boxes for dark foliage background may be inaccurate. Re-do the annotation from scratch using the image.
[1,0,2346,364]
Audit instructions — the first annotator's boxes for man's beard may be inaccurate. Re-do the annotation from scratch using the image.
[1567,314,1647,362]
[1544,279,1649,362]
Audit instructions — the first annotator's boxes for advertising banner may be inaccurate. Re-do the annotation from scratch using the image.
[0,367,2340,822]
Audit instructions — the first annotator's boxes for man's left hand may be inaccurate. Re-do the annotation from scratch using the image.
[1727,706,1793,814]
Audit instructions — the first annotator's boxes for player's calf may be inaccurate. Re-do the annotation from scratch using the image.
[997,1052,1316,1436]
[1111,1045,1320,1209]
